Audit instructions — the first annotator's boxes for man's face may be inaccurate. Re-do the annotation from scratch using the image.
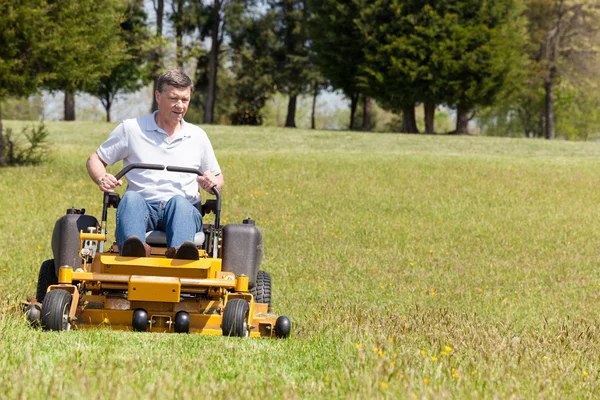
[155,85,191,124]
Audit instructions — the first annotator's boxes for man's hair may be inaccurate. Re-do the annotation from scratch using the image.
[156,70,194,93]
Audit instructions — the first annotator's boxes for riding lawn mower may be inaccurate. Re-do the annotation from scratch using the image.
[23,163,291,338]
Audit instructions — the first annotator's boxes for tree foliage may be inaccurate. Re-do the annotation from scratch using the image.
[356,0,524,134]
[228,9,277,125]
[84,0,152,122]
[308,0,367,129]
[41,0,126,120]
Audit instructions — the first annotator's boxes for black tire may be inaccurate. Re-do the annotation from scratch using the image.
[222,298,249,337]
[36,259,58,303]
[41,289,72,331]
[250,270,271,312]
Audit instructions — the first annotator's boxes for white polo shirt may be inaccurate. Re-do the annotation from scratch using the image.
[97,112,221,204]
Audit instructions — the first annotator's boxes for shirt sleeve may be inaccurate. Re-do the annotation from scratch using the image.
[97,123,128,166]
[200,133,221,176]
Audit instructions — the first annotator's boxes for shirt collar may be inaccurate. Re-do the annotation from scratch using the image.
[145,111,190,138]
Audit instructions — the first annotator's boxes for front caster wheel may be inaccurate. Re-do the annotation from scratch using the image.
[222,298,249,337]
[174,311,190,333]
[275,316,291,338]
[41,289,72,331]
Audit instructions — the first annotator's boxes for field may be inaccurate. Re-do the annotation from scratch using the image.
[2,120,600,398]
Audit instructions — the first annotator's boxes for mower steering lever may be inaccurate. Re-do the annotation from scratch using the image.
[114,163,165,180]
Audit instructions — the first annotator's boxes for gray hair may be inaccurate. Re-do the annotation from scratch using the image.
[156,70,194,93]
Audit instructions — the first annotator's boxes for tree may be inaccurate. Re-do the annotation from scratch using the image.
[308,0,369,130]
[42,0,126,121]
[205,0,225,124]
[0,0,51,165]
[269,0,312,128]
[185,1,255,124]
[357,0,523,134]
[442,0,525,134]
[228,8,277,125]
[150,0,165,112]
[356,1,417,133]
[84,0,152,122]
[526,0,600,139]
[169,0,193,69]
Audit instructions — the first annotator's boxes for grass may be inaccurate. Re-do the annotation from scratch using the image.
[2,120,600,398]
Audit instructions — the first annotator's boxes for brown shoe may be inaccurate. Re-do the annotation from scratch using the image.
[122,236,152,257]
[166,241,199,260]
[165,246,177,258]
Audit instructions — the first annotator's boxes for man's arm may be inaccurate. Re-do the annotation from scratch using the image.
[86,152,122,192]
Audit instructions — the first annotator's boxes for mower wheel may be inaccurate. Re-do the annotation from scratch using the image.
[174,311,190,333]
[275,316,291,338]
[250,270,271,312]
[36,259,58,303]
[41,289,72,331]
[222,298,249,337]
[132,309,149,332]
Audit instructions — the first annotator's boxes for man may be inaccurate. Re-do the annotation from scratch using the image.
[86,69,224,259]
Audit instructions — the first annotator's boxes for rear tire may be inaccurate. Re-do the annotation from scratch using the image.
[222,298,249,337]
[250,270,271,312]
[36,259,58,303]
[41,289,72,331]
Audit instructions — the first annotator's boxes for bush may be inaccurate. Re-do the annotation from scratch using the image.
[4,123,51,165]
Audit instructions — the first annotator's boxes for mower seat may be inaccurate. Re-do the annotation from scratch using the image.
[144,231,205,247]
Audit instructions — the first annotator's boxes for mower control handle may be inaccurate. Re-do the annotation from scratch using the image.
[166,166,220,196]
[114,163,164,180]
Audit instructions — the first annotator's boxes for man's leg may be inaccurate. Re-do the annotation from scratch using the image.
[160,195,202,249]
[116,191,152,254]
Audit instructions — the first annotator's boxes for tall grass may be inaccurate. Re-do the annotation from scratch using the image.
[2,121,600,398]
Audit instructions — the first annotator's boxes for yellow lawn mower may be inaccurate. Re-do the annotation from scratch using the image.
[23,163,291,338]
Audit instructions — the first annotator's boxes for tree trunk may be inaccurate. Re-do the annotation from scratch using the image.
[151,0,164,113]
[285,95,297,128]
[176,28,183,70]
[424,102,435,134]
[311,83,318,130]
[349,93,358,130]
[173,0,184,69]
[0,103,6,166]
[64,89,76,121]
[544,68,556,140]
[361,96,372,131]
[455,106,470,134]
[401,105,418,133]
[203,0,221,125]
[105,95,112,123]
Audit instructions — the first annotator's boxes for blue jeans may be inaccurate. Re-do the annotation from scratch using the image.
[116,191,202,253]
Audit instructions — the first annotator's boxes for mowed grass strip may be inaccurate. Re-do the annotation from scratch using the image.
[1,121,600,398]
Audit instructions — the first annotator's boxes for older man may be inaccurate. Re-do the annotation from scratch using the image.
[86,69,224,259]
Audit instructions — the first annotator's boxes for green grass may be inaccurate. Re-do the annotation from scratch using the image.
[2,121,600,398]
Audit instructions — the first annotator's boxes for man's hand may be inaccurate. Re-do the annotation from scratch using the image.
[197,171,220,193]
[87,153,122,193]
[98,173,123,193]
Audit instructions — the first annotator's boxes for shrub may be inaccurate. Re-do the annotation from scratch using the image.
[4,123,51,165]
